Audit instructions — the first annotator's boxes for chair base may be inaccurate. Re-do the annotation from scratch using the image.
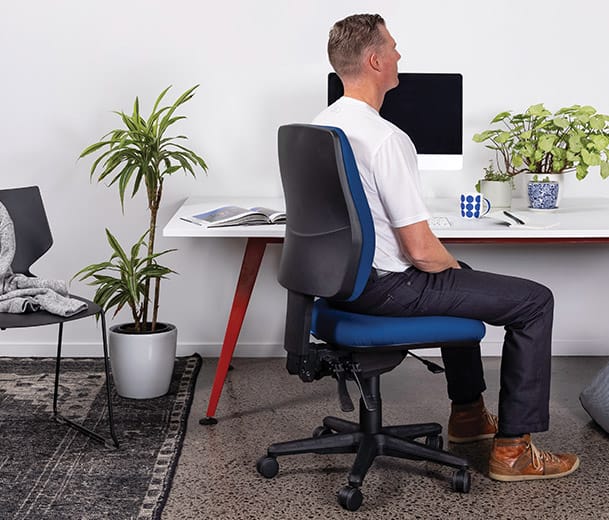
[257,375,471,511]
[53,315,120,449]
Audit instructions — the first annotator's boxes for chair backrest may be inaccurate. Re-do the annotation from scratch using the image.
[277,124,375,302]
[0,186,53,276]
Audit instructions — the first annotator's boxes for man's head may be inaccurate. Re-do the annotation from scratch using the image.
[327,14,400,91]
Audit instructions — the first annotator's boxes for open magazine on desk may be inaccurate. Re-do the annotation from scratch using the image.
[190,205,286,227]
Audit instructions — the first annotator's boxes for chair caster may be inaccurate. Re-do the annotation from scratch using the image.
[452,469,471,493]
[256,456,279,479]
[425,434,443,450]
[312,425,333,438]
[337,485,363,511]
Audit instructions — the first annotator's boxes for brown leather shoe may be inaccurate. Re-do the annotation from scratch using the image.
[489,434,580,481]
[448,396,498,443]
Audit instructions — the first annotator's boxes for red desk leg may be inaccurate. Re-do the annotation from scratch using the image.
[200,237,282,425]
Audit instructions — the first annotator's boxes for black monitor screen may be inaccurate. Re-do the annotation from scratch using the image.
[327,72,462,155]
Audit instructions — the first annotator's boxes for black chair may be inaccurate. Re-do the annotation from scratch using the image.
[256,125,486,511]
[0,186,118,448]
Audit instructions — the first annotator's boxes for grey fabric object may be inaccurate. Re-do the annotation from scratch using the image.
[580,361,609,433]
[0,202,86,317]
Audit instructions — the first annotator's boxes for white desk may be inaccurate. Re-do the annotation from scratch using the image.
[164,196,609,242]
[163,196,609,422]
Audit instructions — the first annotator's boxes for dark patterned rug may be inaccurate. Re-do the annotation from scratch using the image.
[0,354,201,520]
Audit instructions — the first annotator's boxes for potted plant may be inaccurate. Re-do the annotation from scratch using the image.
[475,160,515,210]
[473,103,609,206]
[527,175,559,210]
[75,85,208,398]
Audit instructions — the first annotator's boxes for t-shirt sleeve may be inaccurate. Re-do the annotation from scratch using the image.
[372,131,430,228]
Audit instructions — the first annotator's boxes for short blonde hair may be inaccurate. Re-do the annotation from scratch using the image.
[327,14,386,78]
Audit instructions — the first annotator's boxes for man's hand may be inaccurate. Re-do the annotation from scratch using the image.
[396,220,460,273]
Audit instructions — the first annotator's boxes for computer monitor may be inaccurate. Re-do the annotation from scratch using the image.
[327,72,463,170]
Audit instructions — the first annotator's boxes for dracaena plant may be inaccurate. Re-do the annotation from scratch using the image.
[75,230,175,330]
[77,85,208,332]
[473,103,609,180]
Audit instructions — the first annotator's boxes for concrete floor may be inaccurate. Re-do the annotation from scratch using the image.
[162,356,609,519]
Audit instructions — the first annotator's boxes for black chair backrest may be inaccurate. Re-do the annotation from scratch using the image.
[0,186,53,276]
[277,124,375,302]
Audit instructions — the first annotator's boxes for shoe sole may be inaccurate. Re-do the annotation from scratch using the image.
[489,457,580,482]
[448,432,496,444]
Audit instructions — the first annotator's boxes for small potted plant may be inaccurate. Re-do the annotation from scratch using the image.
[475,160,515,210]
[473,103,609,206]
[527,175,559,210]
[75,85,208,398]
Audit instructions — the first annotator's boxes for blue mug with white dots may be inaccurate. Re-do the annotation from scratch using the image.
[460,193,491,219]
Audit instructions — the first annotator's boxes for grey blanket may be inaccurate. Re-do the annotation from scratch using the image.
[0,202,87,317]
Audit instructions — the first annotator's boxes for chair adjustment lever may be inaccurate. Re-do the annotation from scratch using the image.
[407,351,445,374]
[348,366,375,412]
[333,364,355,412]
[331,361,375,413]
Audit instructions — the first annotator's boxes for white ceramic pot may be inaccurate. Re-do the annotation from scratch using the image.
[109,322,177,399]
[524,173,565,206]
[479,180,513,210]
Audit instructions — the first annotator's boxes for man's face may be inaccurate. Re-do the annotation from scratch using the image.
[376,24,401,90]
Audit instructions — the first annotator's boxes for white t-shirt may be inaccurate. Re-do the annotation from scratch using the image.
[312,96,430,272]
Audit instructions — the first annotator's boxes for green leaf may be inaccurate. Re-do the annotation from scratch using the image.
[495,131,511,144]
[538,134,555,152]
[512,154,523,168]
[590,134,609,151]
[568,135,583,152]
[581,149,601,166]
[589,114,606,130]
[552,117,569,129]
[601,161,609,179]
[576,163,588,180]
[519,130,532,140]
[473,131,494,143]
[491,111,512,123]
[526,103,550,117]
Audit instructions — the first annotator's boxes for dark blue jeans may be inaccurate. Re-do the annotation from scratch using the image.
[331,264,554,434]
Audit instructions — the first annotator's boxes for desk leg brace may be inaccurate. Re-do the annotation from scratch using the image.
[201,238,278,425]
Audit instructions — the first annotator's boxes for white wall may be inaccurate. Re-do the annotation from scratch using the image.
[1,0,608,357]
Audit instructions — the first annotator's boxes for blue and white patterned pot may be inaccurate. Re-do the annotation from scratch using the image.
[527,181,559,210]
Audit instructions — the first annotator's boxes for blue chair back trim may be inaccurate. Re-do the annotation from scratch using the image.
[323,126,375,302]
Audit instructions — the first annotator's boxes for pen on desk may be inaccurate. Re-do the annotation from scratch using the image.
[180,217,202,226]
[503,211,526,225]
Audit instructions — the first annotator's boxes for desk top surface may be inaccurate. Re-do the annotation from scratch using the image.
[163,196,609,241]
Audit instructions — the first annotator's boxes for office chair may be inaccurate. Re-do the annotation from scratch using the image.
[256,125,486,511]
[0,186,119,448]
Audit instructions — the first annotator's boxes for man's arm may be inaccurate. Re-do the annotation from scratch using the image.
[396,220,460,273]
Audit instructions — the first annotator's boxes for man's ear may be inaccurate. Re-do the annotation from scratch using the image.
[368,51,382,72]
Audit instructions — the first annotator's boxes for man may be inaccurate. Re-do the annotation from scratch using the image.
[313,13,579,482]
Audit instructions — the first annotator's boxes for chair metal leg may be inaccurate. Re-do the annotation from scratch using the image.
[268,431,361,457]
[348,434,377,488]
[53,314,119,448]
[381,422,442,439]
[381,434,467,470]
[323,416,360,433]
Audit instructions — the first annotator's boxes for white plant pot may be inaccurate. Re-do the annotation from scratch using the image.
[479,180,513,210]
[109,322,177,399]
[524,173,565,206]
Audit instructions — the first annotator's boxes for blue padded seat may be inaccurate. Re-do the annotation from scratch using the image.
[312,299,486,348]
